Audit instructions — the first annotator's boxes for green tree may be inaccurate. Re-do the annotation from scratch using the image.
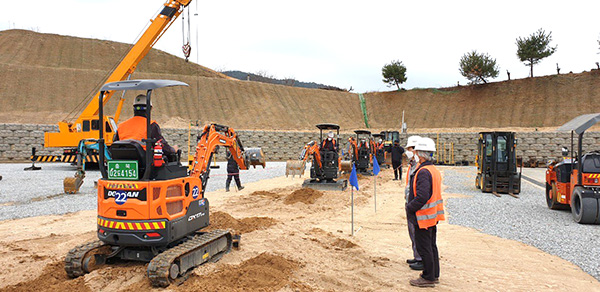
[459,50,499,84]
[516,28,557,77]
[382,60,407,89]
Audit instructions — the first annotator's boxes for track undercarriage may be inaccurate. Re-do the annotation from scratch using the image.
[65,229,234,287]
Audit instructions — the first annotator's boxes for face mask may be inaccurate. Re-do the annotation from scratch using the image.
[405,151,414,160]
[327,137,332,141]
[414,153,420,163]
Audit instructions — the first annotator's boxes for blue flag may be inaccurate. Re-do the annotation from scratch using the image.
[349,163,359,191]
[372,155,380,176]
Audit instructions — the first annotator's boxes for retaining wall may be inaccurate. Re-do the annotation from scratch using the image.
[1,123,598,164]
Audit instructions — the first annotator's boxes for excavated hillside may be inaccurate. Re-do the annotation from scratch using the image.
[0,29,361,130]
[1,29,600,131]
[364,72,600,130]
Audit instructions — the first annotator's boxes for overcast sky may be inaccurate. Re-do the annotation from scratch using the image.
[2,0,600,92]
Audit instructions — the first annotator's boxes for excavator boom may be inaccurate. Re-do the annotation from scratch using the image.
[45,0,192,149]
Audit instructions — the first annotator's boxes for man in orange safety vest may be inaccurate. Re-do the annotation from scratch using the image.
[406,137,444,288]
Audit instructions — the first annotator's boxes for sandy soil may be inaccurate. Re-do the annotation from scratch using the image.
[0,168,598,291]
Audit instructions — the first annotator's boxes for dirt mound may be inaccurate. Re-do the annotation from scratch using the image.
[283,188,324,205]
[177,253,299,292]
[206,211,277,234]
[249,190,283,199]
[0,261,89,292]
[331,238,358,249]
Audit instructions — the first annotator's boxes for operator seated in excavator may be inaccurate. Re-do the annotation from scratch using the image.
[113,94,180,162]
[321,131,338,152]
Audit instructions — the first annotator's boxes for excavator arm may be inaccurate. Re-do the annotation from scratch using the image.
[300,141,322,169]
[189,124,265,194]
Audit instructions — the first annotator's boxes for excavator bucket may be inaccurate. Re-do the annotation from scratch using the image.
[245,148,266,168]
[286,160,306,177]
[340,160,352,172]
[64,172,85,194]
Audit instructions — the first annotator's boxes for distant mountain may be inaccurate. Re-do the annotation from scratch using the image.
[222,70,349,91]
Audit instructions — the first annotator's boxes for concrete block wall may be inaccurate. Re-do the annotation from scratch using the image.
[1,123,599,165]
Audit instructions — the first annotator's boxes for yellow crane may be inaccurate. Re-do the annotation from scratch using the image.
[40,0,192,163]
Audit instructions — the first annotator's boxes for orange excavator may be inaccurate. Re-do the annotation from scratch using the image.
[64,80,265,287]
[353,130,373,174]
[285,124,349,191]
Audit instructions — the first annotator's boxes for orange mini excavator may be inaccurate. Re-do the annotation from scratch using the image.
[285,124,349,190]
[64,80,265,287]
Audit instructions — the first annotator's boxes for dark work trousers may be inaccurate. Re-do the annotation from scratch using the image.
[226,174,242,190]
[414,225,439,281]
[407,220,422,261]
[392,161,402,180]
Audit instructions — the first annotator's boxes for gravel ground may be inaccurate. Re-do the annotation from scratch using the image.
[443,166,600,281]
[0,162,287,221]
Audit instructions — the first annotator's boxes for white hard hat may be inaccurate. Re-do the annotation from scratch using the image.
[415,137,436,152]
[405,135,421,148]
[134,94,152,107]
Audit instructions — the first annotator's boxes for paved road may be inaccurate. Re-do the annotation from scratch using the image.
[521,167,546,188]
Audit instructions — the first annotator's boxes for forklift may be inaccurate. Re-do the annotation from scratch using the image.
[475,132,521,198]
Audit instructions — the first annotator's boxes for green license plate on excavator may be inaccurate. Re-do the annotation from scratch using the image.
[107,161,138,180]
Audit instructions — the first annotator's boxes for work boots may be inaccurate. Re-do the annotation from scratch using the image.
[409,277,436,287]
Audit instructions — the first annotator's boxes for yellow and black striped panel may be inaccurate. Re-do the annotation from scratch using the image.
[97,217,166,231]
[85,154,99,163]
[30,155,61,162]
[61,155,77,163]
[29,154,99,163]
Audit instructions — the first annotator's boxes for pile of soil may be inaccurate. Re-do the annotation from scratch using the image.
[249,190,282,199]
[206,211,277,234]
[177,253,300,292]
[283,188,324,205]
[0,261,89,292]
[331,238,358,249]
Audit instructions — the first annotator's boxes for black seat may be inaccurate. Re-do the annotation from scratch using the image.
[109,140,148,175]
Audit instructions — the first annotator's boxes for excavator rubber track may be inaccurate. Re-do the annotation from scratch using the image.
[147,229,233,287]
[65,240,111,278]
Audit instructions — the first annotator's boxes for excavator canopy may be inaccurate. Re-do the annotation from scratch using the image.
[316,123,340,131]
[101,79,189,91]
[557,113,600,134]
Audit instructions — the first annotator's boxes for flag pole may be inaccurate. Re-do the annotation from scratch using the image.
[374,175,377,212]
[351,187,354,236]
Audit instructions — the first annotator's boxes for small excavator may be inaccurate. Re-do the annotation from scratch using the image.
[285,124,349,191]
[372,133,386,167]
[64,80,265,287]
[352,130,373,174]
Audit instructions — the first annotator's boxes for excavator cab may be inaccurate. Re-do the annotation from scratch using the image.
[354,130,372,174]
[311,124,340,181]
[372,133,386,167]
[475,132,521,197]
[66,79,265,287]
[286,124,347,190]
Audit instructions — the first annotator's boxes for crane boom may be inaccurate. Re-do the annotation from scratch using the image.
[44,0,192,149]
